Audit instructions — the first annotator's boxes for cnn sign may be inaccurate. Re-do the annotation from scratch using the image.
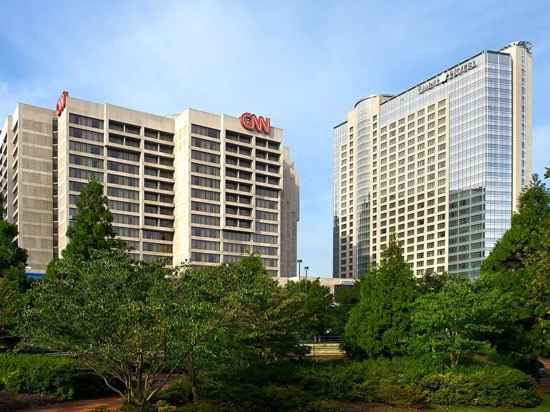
[240,112,271,135]
[55,91,69,116]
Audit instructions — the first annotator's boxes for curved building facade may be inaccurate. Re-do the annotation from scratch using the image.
[333,41,532,278]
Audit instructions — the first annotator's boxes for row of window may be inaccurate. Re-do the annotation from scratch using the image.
[145,179,173,191]
[226,205,251,217]
[192,137,220,152]
[69,113,104,129]
[145,167,173,179]
[192,162,220,176]
[113,226,173,240]
[109,133,140,148]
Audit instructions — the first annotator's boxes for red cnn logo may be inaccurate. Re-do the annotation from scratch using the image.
[240,112,271,134]
[55,91,69,116]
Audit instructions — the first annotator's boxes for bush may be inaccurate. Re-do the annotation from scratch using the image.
[257,385,313,412]
[0,353,107,400]
[156,377,193,405]
[176,400,233,412]
[180,358,542,410]
[421,364,542,407]
[293,358,430,406]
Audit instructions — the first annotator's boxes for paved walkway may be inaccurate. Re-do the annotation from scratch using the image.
[20,396,121,412]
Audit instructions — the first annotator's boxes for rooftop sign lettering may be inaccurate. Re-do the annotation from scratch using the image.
[56,91,69,116]
[417,60,477,94]
[240,112,271,135]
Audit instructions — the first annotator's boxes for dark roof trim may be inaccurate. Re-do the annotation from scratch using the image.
[333,120,348,129]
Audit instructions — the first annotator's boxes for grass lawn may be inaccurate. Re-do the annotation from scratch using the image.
[433,394,550,411]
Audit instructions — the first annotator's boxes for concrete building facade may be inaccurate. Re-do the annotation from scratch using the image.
[333,41,532,279]
[1,94,299,277]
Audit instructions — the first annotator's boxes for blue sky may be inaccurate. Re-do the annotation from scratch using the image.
[1,1,549,276]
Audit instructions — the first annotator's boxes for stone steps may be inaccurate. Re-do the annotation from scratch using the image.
[539,358,550,393]
[304,342,346,359]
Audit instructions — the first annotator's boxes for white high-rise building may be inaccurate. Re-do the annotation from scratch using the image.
[1,94,300,277]
[333,41,532,278]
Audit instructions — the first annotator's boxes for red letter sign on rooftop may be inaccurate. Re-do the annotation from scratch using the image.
[56,91,69,116]
[240,112,271,135]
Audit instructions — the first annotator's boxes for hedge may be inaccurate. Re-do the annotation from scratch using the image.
[0,353,108,400]
[421,365,541,407]
[205,358,541,409]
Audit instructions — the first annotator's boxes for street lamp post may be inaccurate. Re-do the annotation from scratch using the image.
[304,265,310,296]
[304,265,310,338]
[297,259,302,280]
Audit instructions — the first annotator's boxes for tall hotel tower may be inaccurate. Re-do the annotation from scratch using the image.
[333,41,532,278]
[0,95,299,277]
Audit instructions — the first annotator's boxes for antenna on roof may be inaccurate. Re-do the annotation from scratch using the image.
[503,41,533,53]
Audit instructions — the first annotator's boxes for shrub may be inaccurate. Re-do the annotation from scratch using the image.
[258,384,313,412]
[191,358,542,409]
[421,364,542,407]
[176,400,233,412]
[309,400,346,412]
[293,358,430,406]
[156,377,193,405]
[0,353,107,400]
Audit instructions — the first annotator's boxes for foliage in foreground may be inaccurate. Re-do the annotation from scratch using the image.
[478,175,550,368]
[411,277,512,367]
[21,252,307,409]
[0,199,28,350]
[285,278,336,338]
[22,252,180,407]
[344,234,418,358]
[0,353,106,400]
[166,358,541,411]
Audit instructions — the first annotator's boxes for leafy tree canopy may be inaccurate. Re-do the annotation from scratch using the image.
[481,175,550,277]
[0,202,28,349]
[22,253,306,407]
[344,233,418,358]
[478,173,550,367]
[411,277,512,367]
[22,251,181,408]
[285,278,336,339]
[333,280,361,337]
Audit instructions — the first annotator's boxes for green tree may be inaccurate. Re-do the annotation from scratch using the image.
[333,281,361,337]
[344,234,418,358]
[285,278,335,339]
[22,251,186,410]
[481,175,550,275]
[23,253,305,407]
[479,175,550,368]
[174,256,306,401]
[0,200,28,349]
[415,270,450,295]
[46,180,122,279]
[211,256,306,364]
[411,278,512,367]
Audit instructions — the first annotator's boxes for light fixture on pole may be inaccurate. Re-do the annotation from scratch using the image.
[297,259,302,280]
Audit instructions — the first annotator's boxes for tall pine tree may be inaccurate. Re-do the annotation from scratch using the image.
[344,233,418,358]
[47,180,121,278]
